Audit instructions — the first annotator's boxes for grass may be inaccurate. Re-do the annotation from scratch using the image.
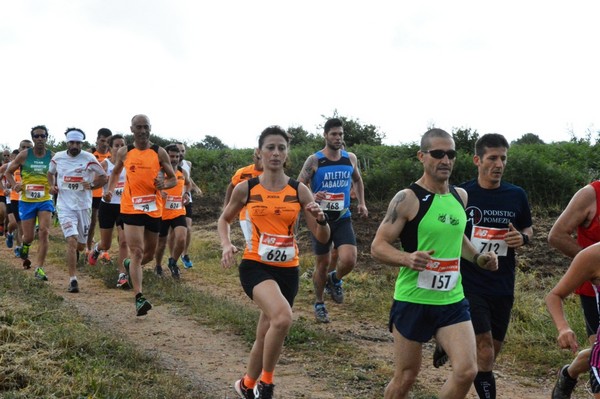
[0,262,200,399]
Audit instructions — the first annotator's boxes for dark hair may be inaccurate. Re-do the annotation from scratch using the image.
[12,149,19,155]
[258,125,289,149]
[97,128,113,138]
[420,128,452,151]
[324,118,343,134]
[475,133,509,157]
[165,144,180,153]
[109,134,125,147]
[30,125,48,136]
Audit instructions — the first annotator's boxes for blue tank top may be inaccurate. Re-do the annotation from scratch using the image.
[311,150,354,220]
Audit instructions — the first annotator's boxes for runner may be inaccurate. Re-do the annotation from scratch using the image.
[5,126,54,280]
[174,142,202,269]
[547,179,600,398]
[370,128,497,398]
[223,150,263,244]
[3,143,31,256]
[48,128,107,293]
[297,117,368,323]
[104,114,176,316]
[89,134,130,288]
[87,128,112,261]
[154,144,190,279]
[546,242,600,399]
[219,126,330,399]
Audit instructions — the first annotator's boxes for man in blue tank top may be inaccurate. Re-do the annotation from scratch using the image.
[298,118,368,323]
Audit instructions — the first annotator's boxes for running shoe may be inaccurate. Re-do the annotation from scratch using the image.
[551,365,577,399]
[14,246,21,258]
[433,343,449,368]
[168,257,181,279]
[0,226,4,236]
[23,259,31,269]
[181,254,193,269]
[116,273,130,289]
[20,243,30,260]
[34,267,48,281]
[327,271,344,304]
[155,264,164,277]
[99,251,111,262]
[253,382,274,399]
[88,248,100,266]
[135,295,152,316]
[314,302,330,323]
[234,378,256,399]
[5,233,13,248]
[67,279,79,293]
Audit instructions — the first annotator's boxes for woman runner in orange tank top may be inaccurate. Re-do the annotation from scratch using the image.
[218,126,330,399]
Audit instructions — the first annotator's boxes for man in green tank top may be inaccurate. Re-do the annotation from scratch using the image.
[5,125,54,280]
[371,128,498,399]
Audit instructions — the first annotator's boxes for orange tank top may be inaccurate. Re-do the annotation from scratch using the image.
[243,177,301,267]
[160,167,186,221]
[10,168,21,201]
[120,144,163,218]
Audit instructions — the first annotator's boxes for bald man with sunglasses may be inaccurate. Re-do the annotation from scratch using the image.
[371,128,498,399]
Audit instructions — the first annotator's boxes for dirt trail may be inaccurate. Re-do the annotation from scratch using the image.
[0,224,577,398]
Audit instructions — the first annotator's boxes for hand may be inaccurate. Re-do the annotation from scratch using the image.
[476,251,498,271]
[504,223,524,248]
[357,204,368,218]
[221,244,239,269]
[14,183,22,193]
[305,201,324,220]
[557,328,579,353]
[313,191,327,202]
[407,250,435,271]
[102,192,113,202]
[49,185,58,195]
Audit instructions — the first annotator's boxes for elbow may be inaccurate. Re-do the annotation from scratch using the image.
[370,240,381,261]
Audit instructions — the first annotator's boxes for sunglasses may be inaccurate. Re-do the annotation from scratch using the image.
[32,134,47,139]
[422,149,457,160]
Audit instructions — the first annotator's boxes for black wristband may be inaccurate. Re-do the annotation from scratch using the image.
[520,232,530,245]
[316,213,329,226]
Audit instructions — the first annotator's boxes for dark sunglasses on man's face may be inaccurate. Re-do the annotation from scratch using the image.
[32,134,47,139]
[422,149,457,160]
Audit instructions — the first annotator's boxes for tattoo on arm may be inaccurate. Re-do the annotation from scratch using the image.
[298,156,316,182]
[383,191,406,224]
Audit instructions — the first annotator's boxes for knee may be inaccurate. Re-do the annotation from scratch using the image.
[454,362,478,385]
[129,247,143,259]
[385,373,417,398]
[270,310,293,333]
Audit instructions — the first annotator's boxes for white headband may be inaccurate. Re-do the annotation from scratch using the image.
[66,131,84,142]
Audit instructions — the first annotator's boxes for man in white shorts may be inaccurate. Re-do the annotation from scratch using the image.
[48,128,107,293]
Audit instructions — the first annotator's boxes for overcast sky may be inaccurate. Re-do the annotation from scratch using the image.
[2,1,599,150]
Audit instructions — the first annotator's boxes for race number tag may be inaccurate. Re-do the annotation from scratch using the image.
[258,233,296,263]
[165,195,182,210]
[114,181,125,198]
[471,226,508,256]
[132,195,157,212]
[25,184,45,199]
[320,192,345,211]
[61,176,84,191]
[417,258,460,291]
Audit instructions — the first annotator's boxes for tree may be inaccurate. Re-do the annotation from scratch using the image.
[287,125,320,147]
[195,135,229,150]
[321,110,386,147]
[512,133,545,145]
[452,127,479,154]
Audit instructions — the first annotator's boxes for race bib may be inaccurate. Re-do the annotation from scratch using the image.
[133,194,157,213]
[165,195,183,210]
[61,176,84,191]
[417,257,460,291]
[25,184,45,199]
[320,192,345,211]
[471,226,509,257]
[113,181,125,198]
[257,233,296,263]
